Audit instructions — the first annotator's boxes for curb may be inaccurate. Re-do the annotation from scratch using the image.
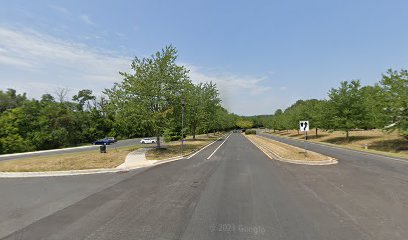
[0,135,226,178]
[260,132,408,163]
[0,168,132,178]
[245,135,338,166]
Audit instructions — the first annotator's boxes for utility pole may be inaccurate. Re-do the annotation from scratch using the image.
[181,98,185,156]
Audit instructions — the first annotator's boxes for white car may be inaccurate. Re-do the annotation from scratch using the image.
[140,138,157,144]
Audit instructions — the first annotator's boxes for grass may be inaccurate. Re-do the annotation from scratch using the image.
[246,135,330,161]
[145,133,222,160]
[0,145,143,172]
[265,129,408,159]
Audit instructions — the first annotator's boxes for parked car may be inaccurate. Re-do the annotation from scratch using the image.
[106,137,117,143]
[140,138,157,144]
[93,138,112,145]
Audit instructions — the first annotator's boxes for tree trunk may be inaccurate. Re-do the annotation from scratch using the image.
[297,129,299,135]
[156,130,161,148]
[346,130,349,139]
[192,127,196,140]
[315,128,318,137]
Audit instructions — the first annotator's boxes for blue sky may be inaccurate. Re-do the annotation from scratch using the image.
[1,0,408,115]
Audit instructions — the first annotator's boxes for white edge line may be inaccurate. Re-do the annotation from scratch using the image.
[207,133,232,159]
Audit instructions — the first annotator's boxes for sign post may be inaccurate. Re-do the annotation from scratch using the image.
[299,121,309,154]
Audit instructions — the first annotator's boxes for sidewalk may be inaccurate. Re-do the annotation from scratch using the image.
[116,148,156,169]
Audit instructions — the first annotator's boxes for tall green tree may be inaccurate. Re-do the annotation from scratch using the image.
[380,69,408,138]
[185,83,205,139]
[328,80,366,139]
[0,89,27,113]
[201,82,221,135]
[360,85,388,129]
[72,89,96,111]
[105,45,190,147]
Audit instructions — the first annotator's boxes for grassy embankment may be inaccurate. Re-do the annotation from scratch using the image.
[265,129,408,159]
[246,134,330,161]
[0,145,142,172]
[145,133,222,160]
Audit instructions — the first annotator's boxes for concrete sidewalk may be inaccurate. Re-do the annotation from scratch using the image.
[116,148,156,169]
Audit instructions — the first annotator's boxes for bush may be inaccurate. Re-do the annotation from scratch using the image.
[164,129,182,142]
[245,129,256,135]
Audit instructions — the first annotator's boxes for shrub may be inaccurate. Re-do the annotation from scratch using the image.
[245,129,256,135]
[164,129,182,142]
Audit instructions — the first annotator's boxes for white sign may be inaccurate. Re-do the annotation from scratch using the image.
[299,121,309,132]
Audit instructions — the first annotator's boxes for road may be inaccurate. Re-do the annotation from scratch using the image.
[0,138,155,161]
[1,133,408,239]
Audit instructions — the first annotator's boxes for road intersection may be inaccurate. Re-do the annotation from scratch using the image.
[1,133,407,239]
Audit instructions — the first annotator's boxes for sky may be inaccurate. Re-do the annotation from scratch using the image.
[1,0,408,116]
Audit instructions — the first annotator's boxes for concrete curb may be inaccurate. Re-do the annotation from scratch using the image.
[260,131,408,163]
[0,135,225,178]
[246,135,338,166]
[0,168,131,178]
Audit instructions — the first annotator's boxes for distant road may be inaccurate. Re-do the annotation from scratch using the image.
[0,138,153,161]
[2,133,408,239]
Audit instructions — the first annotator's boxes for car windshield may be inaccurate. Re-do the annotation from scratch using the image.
[1,1,408,240]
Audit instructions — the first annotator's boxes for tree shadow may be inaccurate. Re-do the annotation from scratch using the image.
[289,134,302,138]
[323,135,378,144]
[305,134,327,140]
[369,139,408,152]
[186,139,208,142]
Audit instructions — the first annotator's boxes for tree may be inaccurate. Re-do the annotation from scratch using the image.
[72,89,96,111]
[200,82,221,135]
[40,94,55,104]
[185,83,205,140]
[236,119,253,129]
[0,88,27,113]
[380,69,408,138]
[105,45,190,147]
[360,85,387,129]
[54,87,70,103]
[328,80,366,139]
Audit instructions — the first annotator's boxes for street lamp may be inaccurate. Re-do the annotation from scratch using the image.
[181,98,185,155]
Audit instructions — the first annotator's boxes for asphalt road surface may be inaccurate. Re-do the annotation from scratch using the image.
[1,133,408,239]
[0,138,155,161]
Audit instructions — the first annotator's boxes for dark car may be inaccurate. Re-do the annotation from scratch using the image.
[93,138,112,145]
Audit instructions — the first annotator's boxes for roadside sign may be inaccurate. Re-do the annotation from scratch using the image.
[299,121,309,132]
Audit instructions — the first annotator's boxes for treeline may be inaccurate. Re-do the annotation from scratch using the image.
[246,69,408,139]
[0,88,115,154]
[0,45,237,154]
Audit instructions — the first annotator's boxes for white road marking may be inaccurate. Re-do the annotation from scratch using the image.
[207,133,232,159]
[187,135,225,159]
